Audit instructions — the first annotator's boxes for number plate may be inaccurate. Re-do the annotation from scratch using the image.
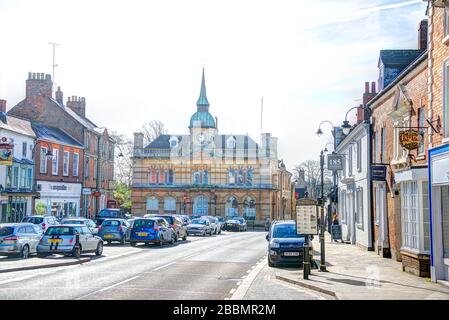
[48,239,62,243]
[283,252,300,257]
[137,232,148,237]
[104,234,114,238]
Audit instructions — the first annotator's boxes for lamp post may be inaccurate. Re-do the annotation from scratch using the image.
[319,149,327,272]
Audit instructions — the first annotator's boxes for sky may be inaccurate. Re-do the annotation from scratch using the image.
[0,0,428,172]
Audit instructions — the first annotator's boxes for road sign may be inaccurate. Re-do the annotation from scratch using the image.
[296,198,319,235]
[327,154,343,171]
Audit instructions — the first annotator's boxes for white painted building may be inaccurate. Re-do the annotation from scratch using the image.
[0,100,36,222]
[335,122,373,249]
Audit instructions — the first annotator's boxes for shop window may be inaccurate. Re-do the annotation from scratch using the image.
[402,181,419,250]
[441,186,449,258]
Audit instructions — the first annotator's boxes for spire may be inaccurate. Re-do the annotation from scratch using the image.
[196,67,210,110]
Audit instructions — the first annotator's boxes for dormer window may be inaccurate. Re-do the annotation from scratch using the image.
[227,136,236,149]
[169,136,179,148]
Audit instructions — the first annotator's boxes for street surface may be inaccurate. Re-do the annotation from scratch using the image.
[0,231,321,300]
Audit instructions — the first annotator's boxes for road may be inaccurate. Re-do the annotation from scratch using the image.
[0,231,322,300]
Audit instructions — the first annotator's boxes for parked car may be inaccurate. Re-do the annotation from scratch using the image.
[224,217,247,231]
[153,215,187,241]
[98,219,130,245]
[61,217,99,235]
[0,223,43,259]
[95,208,125,226]
[266,220,313,267]
[129,218,175,246]
[186,218,213,237]
[216,216,225,230]
[201,216,220,234]
[37,225,103,259]
[176,215,191,226]
[21,215,59,231]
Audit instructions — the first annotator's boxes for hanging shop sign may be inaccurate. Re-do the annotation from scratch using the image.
[327,154,344,171]
[0,141,13,166]
[296,198,319,235]
[92,191,101,197]
[372,165,387,181]
[399,130,420,151]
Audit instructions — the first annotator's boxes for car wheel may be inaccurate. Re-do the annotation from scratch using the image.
[120,237,125,245]
[72,245,81,259]
[95,242,103,256]
[21,245,30,259]
[37,253,47,258]
[268,257,275,267]
[182,233,187,241]
[130,241,136,247]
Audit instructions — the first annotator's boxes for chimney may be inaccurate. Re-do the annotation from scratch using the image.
[26,72,53,98]
[0,99,6,113]
[66,96,86,117]
[418,19,428,50]
[358,81,377,123]
[133,132,144,155]
[55,86,63,105]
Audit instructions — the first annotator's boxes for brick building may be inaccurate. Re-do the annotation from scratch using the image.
[426,0,449,283]
[7,73,115,218]
[131,69,292,224]
[367,20,430,277]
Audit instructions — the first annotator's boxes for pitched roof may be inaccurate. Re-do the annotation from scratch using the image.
[379,49,424,68]
[31,123,83,147]
[0,113,36,138]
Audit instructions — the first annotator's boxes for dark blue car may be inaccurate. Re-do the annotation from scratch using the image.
[129,218,175,247]
[266,220,313,267]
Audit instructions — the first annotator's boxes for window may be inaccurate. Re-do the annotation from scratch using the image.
[356,187,364,229]
[159,169,165,184]
[445,6,449,37]
[63,151,70,176]
[228,169,236,185]
[26,168,32,189]
[73,153,79,176]
[85,156,90,178]
[402,181,419,250]
[149,169,158,184]
[356,140,362,172]
[20,168,26,188]
[167,169,174,185]
[442,186,449,258]
[348,146,353,176]
[40,147,48,174]
[193,170,208,184]
[373,131,378,163]
[340,190,346,223]
[51,149,59,175]
[246,168,253,186]
[22,142,27,158]
[93,158,98,179]
[418,108,426,155]
[227,137,236,149]
[381,128,386,163]
[444,60,449,137]
[164,197,176,213]
[146,197,159,214]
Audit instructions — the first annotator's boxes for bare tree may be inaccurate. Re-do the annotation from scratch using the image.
[293,160,333,198]
[110,131,133,187]
[141,120,167,145]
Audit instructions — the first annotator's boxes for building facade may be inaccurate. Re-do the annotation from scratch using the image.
[426,0,449,283]
[7,73,115,218]
[131,69,291,225]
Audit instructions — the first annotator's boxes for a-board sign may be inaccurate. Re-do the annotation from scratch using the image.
[331,224,342,241]
[296,198,319,235]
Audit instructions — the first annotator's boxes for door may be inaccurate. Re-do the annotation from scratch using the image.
[82,226,97,251]
[25,225,38,253]
[375,183,389,251]
[193,196,209,215]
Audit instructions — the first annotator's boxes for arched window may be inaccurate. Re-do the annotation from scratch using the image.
[227,136,236,149]
[149,169,158,184]
[146,196,159,214]
[193,170,208,185]
[193,195,208,215]
[246,168,253,186]
[167,169,174,185]
[169,136,178,148]
[164,197,176,213]
[243,196,256,218]
[237,169,244,185]
[225,196,239,217]
[228,169,236,185]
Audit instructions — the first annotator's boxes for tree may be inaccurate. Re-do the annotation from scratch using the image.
[141,120,167,146]
[293,159,333,198]
[110,131,133,187]
[113,182,132,211]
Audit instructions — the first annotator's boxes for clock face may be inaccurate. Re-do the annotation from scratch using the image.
[195,132,207,145]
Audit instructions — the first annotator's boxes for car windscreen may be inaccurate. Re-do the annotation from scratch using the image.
[272,224,302,238]
[63,220,85,225]
[98,210,120,218]
[0,227,14,236]
[102,220,121,226]
[22,217,44,224]
[133,219,155,228]
[226,220,239,224]
[155,216,174,224]
[235,218,245,223]
[45,227,73,236]
[191,219,207,225]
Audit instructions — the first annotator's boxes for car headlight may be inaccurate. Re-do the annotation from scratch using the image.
[270,241,280,248]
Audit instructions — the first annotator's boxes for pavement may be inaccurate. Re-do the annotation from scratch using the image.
[0,231,319,300]
[275,233,449,300]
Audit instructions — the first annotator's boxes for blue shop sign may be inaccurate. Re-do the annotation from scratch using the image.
[372,165,387,181]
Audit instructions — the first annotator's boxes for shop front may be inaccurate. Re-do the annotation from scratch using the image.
[35,181,82,217]
[429,144,449,283]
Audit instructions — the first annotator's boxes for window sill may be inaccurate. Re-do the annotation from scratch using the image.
[442,137,449,144]
[442,34,449,46]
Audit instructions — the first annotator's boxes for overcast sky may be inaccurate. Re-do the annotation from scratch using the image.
[0,0,428,171]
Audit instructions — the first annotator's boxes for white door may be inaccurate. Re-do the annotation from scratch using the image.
[376,183,389,251]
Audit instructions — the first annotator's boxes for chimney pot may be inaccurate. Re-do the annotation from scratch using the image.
[365,82,369,93]
[0,99,6,113]
[371,82,376,94]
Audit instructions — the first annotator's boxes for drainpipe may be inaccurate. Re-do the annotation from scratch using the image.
[368,120,375,251]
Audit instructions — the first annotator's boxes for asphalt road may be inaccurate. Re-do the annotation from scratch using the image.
[0,231,322,300]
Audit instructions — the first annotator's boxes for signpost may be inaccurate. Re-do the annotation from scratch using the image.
[296,198,319,280]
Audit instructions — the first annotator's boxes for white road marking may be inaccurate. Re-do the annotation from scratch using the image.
[151,261,177,272]
[229,288,236,294]
[231,258,266,300]
[75,275,140,300]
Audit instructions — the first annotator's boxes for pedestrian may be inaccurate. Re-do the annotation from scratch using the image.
[264,217,270,231]
[332,213,341,243]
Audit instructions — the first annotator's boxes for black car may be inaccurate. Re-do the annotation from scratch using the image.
[224,217,247,232]
[153,215,187,241]
[95,209,125,226]
[266,220,313,267]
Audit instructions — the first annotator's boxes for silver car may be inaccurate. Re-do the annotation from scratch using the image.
[201,216,220,234]
[61,217,99,235]
[21,215,59,231]
[0,223,43,259]
[37,224,103,259]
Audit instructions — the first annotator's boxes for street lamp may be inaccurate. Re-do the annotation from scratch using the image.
[316,120,335,137]
[341,106,372,135]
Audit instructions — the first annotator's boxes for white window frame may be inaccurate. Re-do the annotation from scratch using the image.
[356,187,364,230]
[356,140,362,172]
[63,151,70,176]
[20,167,26,188]
[40,147,48,174]
[26,168,32,189]
[73,153,79,176]
[52,149,59,176]
[22,142,27,158]
[348,146,353,176]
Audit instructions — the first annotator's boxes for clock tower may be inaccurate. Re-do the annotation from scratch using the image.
[189,68,217,149]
